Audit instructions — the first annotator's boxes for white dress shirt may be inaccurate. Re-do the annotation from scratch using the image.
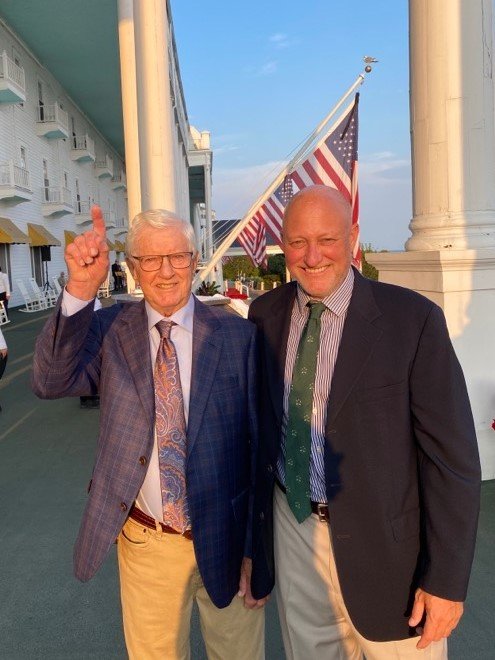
[61,290,194,522]
[0,327,6,351]
[0,271,10,296]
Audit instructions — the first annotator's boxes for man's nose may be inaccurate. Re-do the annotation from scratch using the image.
[305,243,323,266]
[158,256,175,276]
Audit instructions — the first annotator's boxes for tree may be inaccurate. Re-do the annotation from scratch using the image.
[260,253,286,283]
[222,256,259,280]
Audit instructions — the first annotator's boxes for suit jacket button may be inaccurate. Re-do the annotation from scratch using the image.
[259,512,265,520]
[120,502,128,512]
[139,456,147,465]
[267,464,273,473]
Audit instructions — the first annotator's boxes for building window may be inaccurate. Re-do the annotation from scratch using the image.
[20,146,27,171]
[37,80,45,121]
[43,159,49,201]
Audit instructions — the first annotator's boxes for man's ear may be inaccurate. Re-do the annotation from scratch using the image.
[350,223,359,253]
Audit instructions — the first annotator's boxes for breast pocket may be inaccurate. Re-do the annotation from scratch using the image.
[355,380,408,404]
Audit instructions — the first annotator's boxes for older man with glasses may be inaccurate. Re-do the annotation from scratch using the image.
[32,207,266,659]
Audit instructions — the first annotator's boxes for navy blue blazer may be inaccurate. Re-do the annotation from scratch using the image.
[32,296,258,608]
[248,271,481,641]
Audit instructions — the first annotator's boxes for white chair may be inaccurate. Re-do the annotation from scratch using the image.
[28,277,57,308]
[51,277,62,296]
[97,275,111,298]
[16,280,46,312]
[0,300,9,325]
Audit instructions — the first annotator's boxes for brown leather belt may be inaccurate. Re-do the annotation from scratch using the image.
[129,504,193,540]
[275,479,330,523]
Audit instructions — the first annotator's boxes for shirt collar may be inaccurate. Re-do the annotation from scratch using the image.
[145,293,195,334]
[295,267,354,318]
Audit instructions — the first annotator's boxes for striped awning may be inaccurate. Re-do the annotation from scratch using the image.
[107,239,116,251]
[64,230,77,246]
[27,223,62,247]
[0,217,29,244]
[114,239,126,252]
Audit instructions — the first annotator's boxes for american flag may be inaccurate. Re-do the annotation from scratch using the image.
[237,216,268,268]
[244,93,361,268]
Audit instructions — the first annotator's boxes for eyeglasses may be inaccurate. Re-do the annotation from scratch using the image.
[131,252,194,271]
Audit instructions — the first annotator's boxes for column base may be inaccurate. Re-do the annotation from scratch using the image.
[367,249,495,479]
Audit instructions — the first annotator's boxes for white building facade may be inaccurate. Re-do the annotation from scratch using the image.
[0,0,214,306]
[0,23,129,308]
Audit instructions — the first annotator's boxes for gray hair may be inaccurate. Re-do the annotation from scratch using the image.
[125,209,198,257]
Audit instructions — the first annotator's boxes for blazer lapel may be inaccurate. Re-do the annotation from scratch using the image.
[262,283,296,427]
[116,300,155,431]
[326,272,383,428]
[187,298,223,455]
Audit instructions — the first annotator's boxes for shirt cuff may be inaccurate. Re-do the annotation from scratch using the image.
[61,289,95,317]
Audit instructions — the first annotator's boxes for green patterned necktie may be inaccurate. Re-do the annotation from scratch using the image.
[285,302,326,522]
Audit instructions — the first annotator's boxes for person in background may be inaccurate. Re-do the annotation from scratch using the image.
[0,266,10,317]
[32,206,265,659]
[111,259,123,290]
[0,326,7,412]
[58,271,67,288]
[248,185,481,660]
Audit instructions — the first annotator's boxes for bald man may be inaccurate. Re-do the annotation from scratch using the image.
[248,186,481,659]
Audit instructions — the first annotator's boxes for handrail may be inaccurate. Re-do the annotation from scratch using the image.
[0,50,25,90]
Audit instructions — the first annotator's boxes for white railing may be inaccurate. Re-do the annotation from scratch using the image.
[43,186,72,206]
[112,172,127,188]
[72,134,95,153]
[74,200,91,215]
[103,210,116,226]
[0,160,30,189]
[0,51,25,90]
[115,216,127,228]
[37,102,69,129]
[95,154,113,171]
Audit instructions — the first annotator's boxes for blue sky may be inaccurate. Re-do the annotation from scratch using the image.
[172,0,411,250]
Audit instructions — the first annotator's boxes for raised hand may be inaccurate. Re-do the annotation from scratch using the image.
[65,206,110,300]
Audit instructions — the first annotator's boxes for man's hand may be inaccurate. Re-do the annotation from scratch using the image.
[238,557,270,609]
[0,348,7,358]
[409,588,463,649]
[65,206,110,300]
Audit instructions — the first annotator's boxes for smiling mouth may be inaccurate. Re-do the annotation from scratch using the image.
[156,282,177,289]
[303,266,328,274]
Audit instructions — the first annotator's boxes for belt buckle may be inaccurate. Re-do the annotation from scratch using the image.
[316,503,329,523]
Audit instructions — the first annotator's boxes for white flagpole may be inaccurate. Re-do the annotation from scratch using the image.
[194,64,374,288]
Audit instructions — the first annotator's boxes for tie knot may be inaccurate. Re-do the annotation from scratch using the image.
[307,302,326,321]
[156,319,174,339]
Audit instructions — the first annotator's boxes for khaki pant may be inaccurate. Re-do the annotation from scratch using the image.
[118,516,264,660]
[274,486,447,660]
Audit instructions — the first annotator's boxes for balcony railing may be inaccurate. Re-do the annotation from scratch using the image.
[43,186,72,205]
[95,154,113,178]
[0,161,30,190]
[112,172,127,190]
[41,186,73,216]
[0,51,26,103]
[36,103,69,139]
[103,210,116,228]
[74,200,97,225]
[70,134,95,162]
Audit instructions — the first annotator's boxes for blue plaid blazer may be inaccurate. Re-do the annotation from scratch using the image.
[32,296,258,608]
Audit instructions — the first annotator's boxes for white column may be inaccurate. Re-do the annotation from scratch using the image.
[117,0,140,293]
[204,160,213,259]
[133,0,176,211]
[407,0,495,250]
[368,0,495,479]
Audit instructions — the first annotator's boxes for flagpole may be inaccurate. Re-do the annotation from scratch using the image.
[194,64,374,287]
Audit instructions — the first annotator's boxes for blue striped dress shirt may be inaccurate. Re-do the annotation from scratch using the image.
[277,267,354,503]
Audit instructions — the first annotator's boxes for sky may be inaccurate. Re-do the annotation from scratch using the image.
[171,0,412,251]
